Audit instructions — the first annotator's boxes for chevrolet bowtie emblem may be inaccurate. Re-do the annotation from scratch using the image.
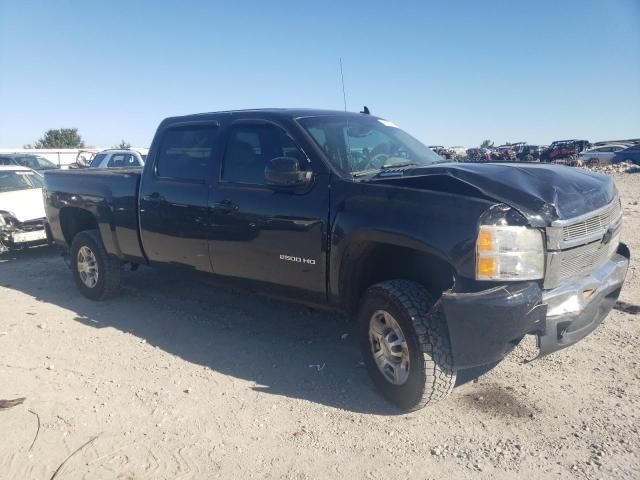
[601,227,614,245]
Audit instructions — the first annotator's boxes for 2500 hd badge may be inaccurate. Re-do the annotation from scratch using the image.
[43,108,630,411]
[280,254,317,265]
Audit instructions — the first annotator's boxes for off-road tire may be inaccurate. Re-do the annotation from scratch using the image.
[70,230,121,300]
[357,280,456,411]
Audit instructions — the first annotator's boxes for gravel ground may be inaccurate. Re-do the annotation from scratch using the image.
[0,173,638,479]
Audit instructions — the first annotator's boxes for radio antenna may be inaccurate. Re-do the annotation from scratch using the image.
[339,58,347,112]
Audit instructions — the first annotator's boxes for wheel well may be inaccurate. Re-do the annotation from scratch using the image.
[60,208,98,246]
[341,242,455,315]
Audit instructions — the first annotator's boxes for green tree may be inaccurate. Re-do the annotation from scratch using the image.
[114,140,132,149]
[480,139,494,149]
[31,128,85,148]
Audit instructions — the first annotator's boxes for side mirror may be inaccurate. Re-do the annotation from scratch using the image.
[265,157,313,187]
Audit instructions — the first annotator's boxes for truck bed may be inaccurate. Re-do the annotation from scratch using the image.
[44,168,146,261]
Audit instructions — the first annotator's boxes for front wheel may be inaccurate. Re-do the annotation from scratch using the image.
[70,230,121,300]
[357,280,456,411]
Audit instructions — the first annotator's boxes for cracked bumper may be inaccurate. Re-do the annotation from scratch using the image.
[441,243,630,369]
[538,243,629,357]
[0,223,48,251]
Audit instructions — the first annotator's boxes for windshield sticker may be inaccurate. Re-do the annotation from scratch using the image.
[378,119,399,128]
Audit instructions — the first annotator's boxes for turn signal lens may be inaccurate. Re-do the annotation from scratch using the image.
[477,257,496,277]
[475,225,544,281]
[477,230,494,253]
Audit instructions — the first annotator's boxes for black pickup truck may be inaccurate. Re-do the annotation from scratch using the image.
[43,109,630,411]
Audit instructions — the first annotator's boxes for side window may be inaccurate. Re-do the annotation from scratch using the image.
[14,156,37,169]
[0,157,12,165]
[156,125,219,182]
[222,124,306,185]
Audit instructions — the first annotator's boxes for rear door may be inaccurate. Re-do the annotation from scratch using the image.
[207,120,329,301]
[590,147,605,162]
[139,122,220,272]
[600,146,615,162]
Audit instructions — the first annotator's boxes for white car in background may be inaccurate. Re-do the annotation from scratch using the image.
[449,146,467,158]
[0,166,48,254]
[89,149,146,169]
[579,144,628,164]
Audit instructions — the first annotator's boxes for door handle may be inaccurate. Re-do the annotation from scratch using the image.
[212,199,239,213]
[143,192,164,202]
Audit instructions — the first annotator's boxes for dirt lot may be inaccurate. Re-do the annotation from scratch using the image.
[1,173,638,480]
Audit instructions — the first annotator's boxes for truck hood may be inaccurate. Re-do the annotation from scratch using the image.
[376,162,616,227]
[0,188,46,222]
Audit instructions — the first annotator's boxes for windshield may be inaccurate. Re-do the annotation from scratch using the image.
[298,115,444,176]
[0,170,44,192]
[89,153,107,167]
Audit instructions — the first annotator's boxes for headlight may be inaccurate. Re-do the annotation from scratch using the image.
[476,225,544,280]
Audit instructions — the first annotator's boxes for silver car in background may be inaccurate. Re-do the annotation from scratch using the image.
[579,144,629,165]
[89,149,147,169]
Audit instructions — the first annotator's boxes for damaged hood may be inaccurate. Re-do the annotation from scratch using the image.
[0,188,46,222]
[376,162,615,226]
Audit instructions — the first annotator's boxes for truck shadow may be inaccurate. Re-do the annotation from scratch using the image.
[614,300,640,315]
[1,249,491,415]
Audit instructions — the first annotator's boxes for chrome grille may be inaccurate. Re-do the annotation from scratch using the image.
[559,242,611,278]
[562,200,622,243]
[544,232,620,289]
[544,197,623,288]
[546,197,623,250]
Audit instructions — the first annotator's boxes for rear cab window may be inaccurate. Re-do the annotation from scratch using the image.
[107,153,141,168]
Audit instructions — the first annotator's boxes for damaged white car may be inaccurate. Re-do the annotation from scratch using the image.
[0,166,49,254]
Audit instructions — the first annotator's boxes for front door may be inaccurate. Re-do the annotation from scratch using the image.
[139,123,220,272]
[208,121,328,301]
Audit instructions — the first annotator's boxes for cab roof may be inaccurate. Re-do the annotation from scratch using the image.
[162,108,374,124]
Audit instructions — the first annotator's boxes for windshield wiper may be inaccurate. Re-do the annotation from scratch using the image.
[381,161,418,169]
[352,162,419,178]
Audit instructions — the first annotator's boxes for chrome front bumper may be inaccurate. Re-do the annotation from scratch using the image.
[538,243,630,356]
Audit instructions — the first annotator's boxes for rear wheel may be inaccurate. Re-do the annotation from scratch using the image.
[357,280,456,411]
[70,230,121,300]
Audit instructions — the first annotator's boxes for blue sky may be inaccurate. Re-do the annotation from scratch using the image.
[1,0,639,148]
